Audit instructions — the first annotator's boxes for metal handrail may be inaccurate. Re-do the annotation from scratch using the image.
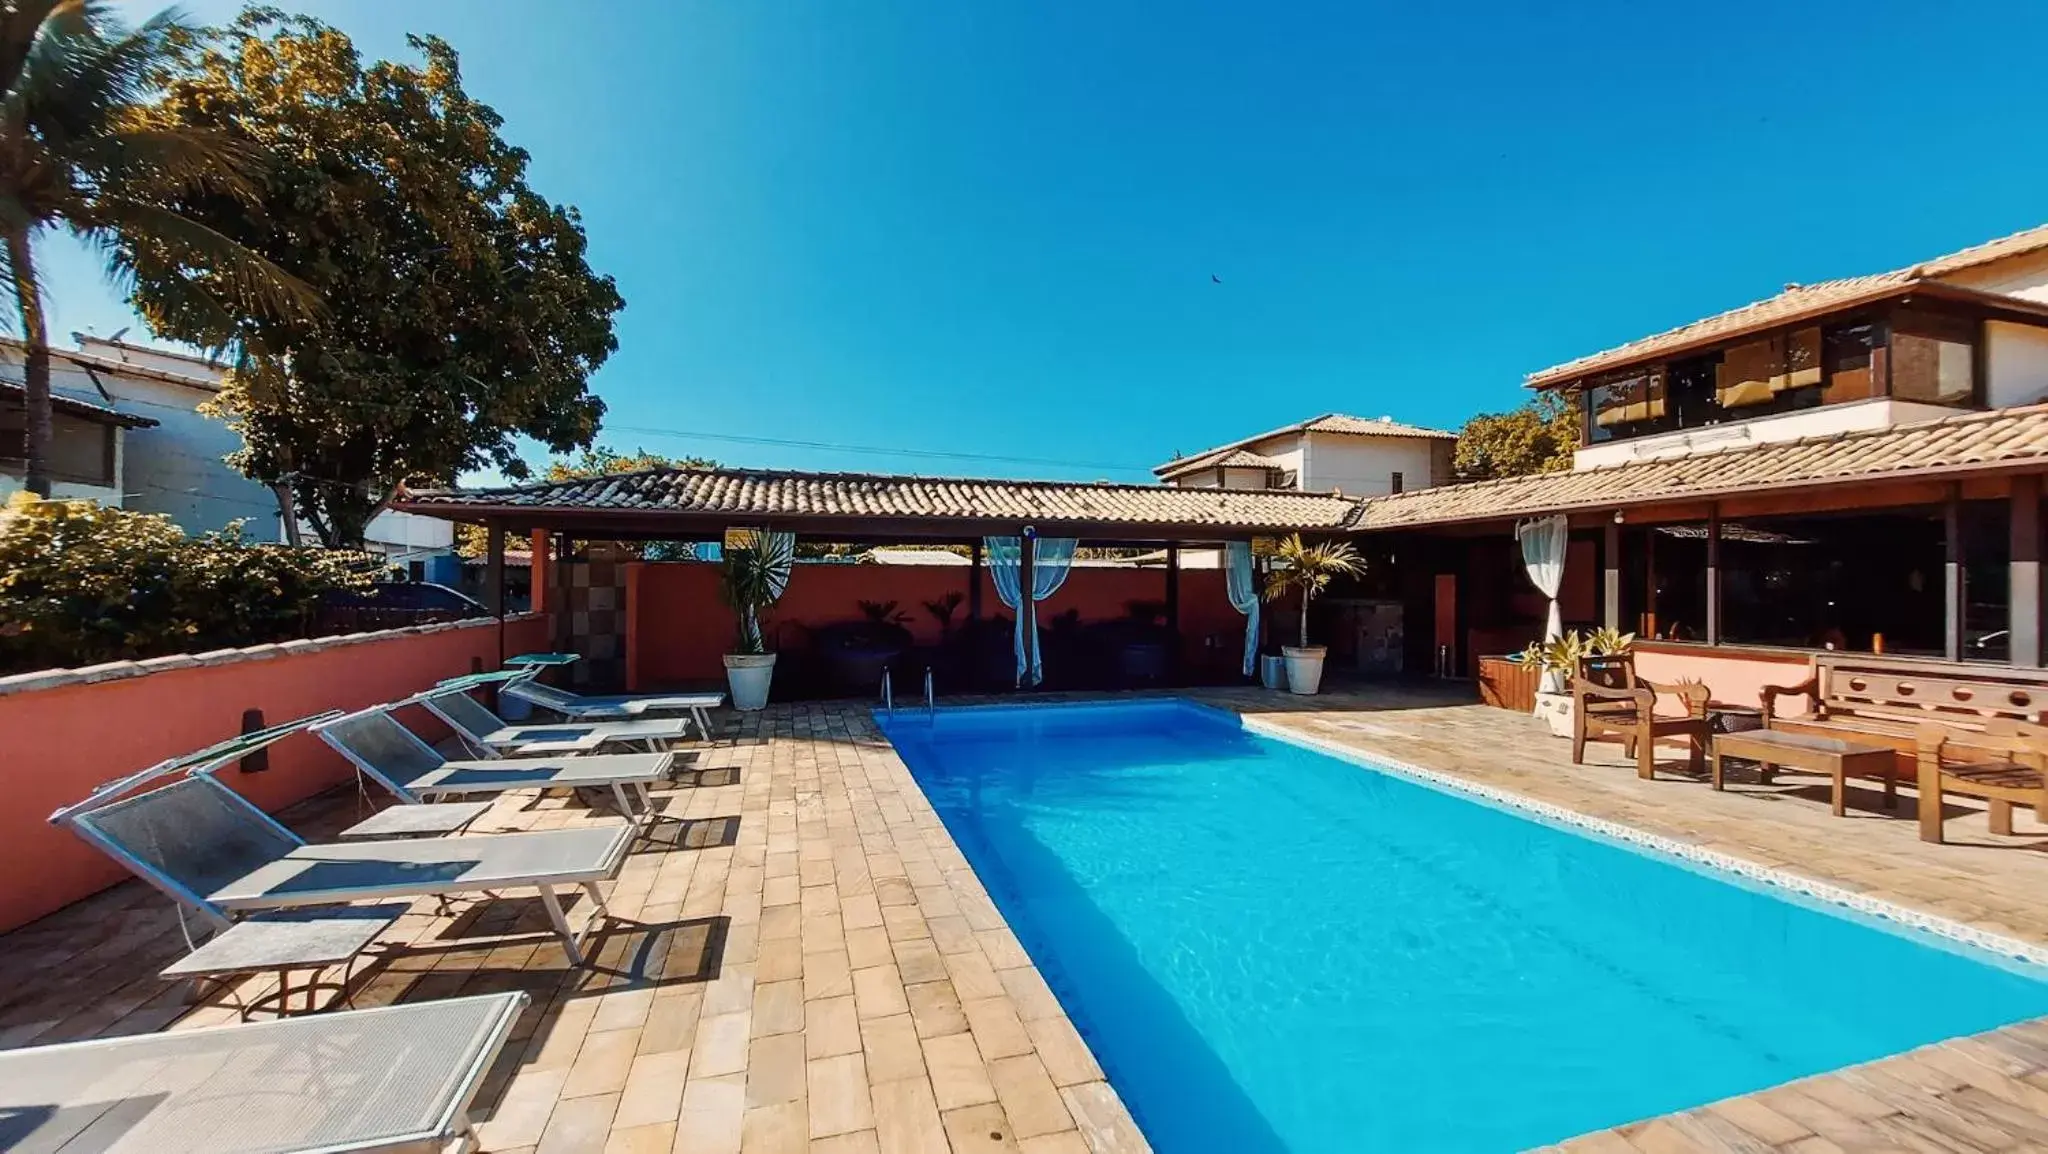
[881,669,894,717]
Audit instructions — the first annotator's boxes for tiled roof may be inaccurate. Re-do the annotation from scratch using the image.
[1353,403,2048,529]
[398,466,1360,531]
[1156,448,1287,479]
[1154,412,1455,478]
[1528,221,2048,387]
[0,382,157,428]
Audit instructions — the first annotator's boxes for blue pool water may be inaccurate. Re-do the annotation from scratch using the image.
[879,700,2048,1153]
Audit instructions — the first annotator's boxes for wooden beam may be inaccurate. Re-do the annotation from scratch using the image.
[1945,489,1963,663]
[968,539,984,622]
[529,529,550,619]
[1602,519,1620,631]
[2015,475,2043,667]
[485,523,506,666]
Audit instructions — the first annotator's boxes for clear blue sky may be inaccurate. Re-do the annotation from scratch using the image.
[60,0,2048,483]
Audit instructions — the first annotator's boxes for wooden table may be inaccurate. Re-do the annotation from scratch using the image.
[1711,727,1897,817]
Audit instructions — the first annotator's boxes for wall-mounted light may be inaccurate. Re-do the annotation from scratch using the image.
[1613,510,1625,524]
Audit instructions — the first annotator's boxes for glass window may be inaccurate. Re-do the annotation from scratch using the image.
[1584,367,1670,444]
[1646,523,1709,642]
[1891,309,1976,406]
[0,404,111,484]
[1717,510,1946,655]
[1962,499,2011,664]
[1822,321,1883,404]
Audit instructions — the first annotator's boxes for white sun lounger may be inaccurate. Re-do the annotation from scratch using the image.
[500,679,723,737]
[55,770,633,964]
[311,705,676,820]
[0,991,527,1153]
[412,684,692,757]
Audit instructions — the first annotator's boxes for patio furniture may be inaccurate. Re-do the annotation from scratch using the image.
[1915,722,2048,843]
[413,684,692,757]
[311,705,676,820]
[56,771,633,964]
[159,903,410,1018]
[337,799,494,840]
[502,678,723,738]
[1570,652,1711,780]
[0,990,527,1153]
[1710,728,1896,817]
[1762,654,2048,747]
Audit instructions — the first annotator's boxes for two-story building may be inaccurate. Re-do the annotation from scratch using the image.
[1350,220,2048,694]
[0,379,156,504]
[1155,412,1457,496]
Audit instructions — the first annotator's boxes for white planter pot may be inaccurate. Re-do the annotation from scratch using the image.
[723,652,777,712]
[1533,690,1575,738]
[1281,646,1327,696]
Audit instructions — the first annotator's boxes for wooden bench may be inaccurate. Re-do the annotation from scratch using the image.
[1760,656,2048,780]
[1915,722,2048,844]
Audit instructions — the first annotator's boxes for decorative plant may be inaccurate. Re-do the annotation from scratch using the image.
[922,592,964,640]
[1262,534,1365,648]
[719,532,793,654]
[856,599,911,627]
[1510,627,1634,681]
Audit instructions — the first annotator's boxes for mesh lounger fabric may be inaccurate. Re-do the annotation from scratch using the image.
[319,710,673,798]
[419,690,687,752]
[502,681,723,718]
[0,992,525,1153]
[208,823,635,909]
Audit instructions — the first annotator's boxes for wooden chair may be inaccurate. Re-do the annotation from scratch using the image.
[1915,722,2048,844]
[1571,653,1712,781]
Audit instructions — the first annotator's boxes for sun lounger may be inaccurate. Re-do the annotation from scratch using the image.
[55,770,633,964]
[0,990,527,1153]
[311,704,676,820]
[412,684,692,757]
[501,679,723,737]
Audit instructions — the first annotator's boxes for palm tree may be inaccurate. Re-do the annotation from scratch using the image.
[0,1,311,497]
[1263,533,1365,649]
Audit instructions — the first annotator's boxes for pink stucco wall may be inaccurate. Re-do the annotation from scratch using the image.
[0,614,550,933]
[1632,645,1816,716]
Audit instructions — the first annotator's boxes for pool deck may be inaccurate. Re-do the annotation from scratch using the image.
[9,686,2048,1152]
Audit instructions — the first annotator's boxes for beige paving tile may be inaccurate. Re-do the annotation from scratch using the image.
[1016,1133,1090,1154]
[860,1013,927,1084]
[904,979,970,1039]
[692,1011,754,1079]
[605,1122,677,1154]
[753,979,807,1037]
[747,1032,810,1109]
[1023,1015,1104,1087]
[805,994,862,1059]
[960,996,1035,1060]
[987,1054,1073,1140]
[614,1050,691,1131]
[852,965,911,1020]
[845,926,894,969]
[639,990,704,1056]
[742,1100,810,1154]
[1058,1081,1148,1154]
[565,1029,645,1099]
[997,967,1064,1022]
[535,1088,621,1153]
[925,914,978,955]
[923,1030,999,1111]
[809,1131,879,1154]
[476,1066,569,1150]
[802,948,854,1001]
[890,937,948,985]
[807,1052,876,1138]
[871,1076,949,1154]
[940,1102,1022,1153]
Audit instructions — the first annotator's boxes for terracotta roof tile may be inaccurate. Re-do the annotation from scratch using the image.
[1353,404,2048,529]
[1528,221,2048,387]
[399,466,1359,532]
[1154,412,1454,477]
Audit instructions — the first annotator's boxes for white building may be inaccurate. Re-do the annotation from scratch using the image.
[1,335,454,568]
[1154,412,1457,496]
[0,379,155,505]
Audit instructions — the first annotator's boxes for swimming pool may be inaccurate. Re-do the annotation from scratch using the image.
[878,699,2048,1153]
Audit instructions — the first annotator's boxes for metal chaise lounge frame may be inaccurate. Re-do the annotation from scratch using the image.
[0,990,529,1153]
[310,702,676,821]
[494,674,723,737]
[410,682,691,760]
[52,760,634,965]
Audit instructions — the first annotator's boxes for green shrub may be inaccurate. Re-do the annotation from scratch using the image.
[0,493,376,673]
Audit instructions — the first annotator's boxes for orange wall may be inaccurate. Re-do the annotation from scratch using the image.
[1632,644,1815,716]
[627,561,1248,688]
[0,614,550,933]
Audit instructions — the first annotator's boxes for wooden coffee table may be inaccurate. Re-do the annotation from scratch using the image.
[1710,728,1897,817]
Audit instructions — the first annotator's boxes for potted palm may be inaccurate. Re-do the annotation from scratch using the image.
[1512,627,1633,737]
[720,532,793,711]
[1264,534,1364,695]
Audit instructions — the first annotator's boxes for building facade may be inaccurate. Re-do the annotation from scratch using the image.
[1154,413,1456,497]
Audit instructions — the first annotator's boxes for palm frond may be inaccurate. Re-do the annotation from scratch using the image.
[70,124,262,203]
[84,194,320,322]
[15,5,186,152]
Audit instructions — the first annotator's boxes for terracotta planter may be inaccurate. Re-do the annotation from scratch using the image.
[1282,645,1327,695]
[723,652,777,711]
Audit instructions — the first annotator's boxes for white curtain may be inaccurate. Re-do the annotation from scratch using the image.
[1516,514,1569,690]
[1224,541,1261,676]
[983,535,1078,686]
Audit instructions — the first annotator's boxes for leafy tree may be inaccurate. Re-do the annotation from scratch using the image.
[0,492,372,672]
[0,0,308,497]
[1452,391,1578,480]
[119,9,624,546]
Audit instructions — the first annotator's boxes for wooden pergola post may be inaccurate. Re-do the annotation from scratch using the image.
[1945,488,1964,663]
[529,529,550,618]
[968,539,984,623]
[1705,506,1720,646]
[1164,544,1181,684]
[1602,519,1620,632]
[485,524,505,665]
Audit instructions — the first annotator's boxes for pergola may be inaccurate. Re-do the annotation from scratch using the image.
[390,465,1363,673]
